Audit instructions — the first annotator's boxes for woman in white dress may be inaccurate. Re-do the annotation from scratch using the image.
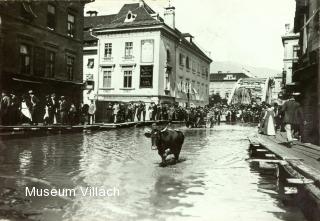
[20,95,32,123]
[261,104,276,136]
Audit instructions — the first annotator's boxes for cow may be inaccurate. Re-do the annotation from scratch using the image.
[144,125,184,164]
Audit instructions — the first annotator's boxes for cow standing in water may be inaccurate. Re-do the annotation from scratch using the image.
[144,124,184,164]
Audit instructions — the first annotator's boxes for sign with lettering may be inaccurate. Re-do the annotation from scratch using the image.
[141,39,154,63]
[140,65,153,88]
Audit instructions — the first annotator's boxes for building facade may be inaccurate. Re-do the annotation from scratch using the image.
[292,0,320,145]
[271,73,283,102]
[209,72,249,99]
[0,0,90,102]
[83,1,212,121]
[281,24,300,87]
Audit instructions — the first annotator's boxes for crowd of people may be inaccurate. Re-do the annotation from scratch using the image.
[0,90,96,126]
[258,95,304,147]
[0,89,304,146]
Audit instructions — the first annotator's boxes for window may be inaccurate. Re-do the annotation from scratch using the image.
[20,44,31,75]
[166,49,171,63]
[179,53,184,66]
[192,61,196,72]
[67,13,75,38]
[123,70,132,88]
[165,67,172,90]
[186,56,190,69]
[47,4,56,30]
[104,43,112,59]
[87,58,94,69]
[66,56,75,80]
[34,47,45,76]
[293,45,299,59]
[46,51,55,77]
[124,42,133,59]
[103,70,112,88]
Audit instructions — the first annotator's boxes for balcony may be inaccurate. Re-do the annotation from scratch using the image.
[122,55,134,61]
[102,56,113,63]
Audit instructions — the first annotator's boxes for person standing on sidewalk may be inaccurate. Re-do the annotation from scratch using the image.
[0,91,11,125]
[281,95,300,146]
[59,96,69,125]
[28,90,40,125]
[88,100,96,125]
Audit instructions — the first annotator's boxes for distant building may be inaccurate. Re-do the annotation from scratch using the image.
[83,1,212,121]
[0,0,91,102]
[292,0,320,145]
[209,72,249,99]
[271,73,283,101]
[281,24,299,86]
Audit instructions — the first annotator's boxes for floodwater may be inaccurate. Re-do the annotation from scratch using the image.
[0,124,307,221]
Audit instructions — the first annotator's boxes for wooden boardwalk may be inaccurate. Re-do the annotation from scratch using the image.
[0,120,184,137]
[249,132,320,203]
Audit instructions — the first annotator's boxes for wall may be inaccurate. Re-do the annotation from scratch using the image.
[95,30,161,102]
[209,81,235,99]
[283,36,299,85]
[0,1,85,101]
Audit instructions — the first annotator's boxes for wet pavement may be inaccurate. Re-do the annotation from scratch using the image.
[0,124,307,221]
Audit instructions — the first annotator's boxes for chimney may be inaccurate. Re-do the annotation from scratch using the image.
[139,0,145,7]
[86,10,98,17]
[164,5,175,29]
[285,24,290,34]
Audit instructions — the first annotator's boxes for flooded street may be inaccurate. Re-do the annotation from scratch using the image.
[0,124,307,221]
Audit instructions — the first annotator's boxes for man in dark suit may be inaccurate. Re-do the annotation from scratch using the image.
[59,96,69,125]
[281,95,300,146]
[0,91,11,125]
[47,93,58,124]
[29,90,40,125]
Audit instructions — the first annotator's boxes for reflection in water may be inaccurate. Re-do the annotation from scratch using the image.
[0,125,307,221]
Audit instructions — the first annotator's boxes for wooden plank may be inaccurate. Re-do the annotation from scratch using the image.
[287,178,314,184]
[256,149,268,152]
[284,187,298,194]
[265,153,276,158]
[247,159,287,165]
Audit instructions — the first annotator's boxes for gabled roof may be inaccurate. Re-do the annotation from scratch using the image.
[84,14,116,30]
[210,73,249,82]
[84,1,212,62]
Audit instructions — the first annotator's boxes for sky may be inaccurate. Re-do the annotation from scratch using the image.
[85,0,296,71]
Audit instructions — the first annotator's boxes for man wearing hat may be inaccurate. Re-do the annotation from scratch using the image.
[0,91,11,125]
[29,90,40,125]
[47,93,58,124]
[281,94,300,147]
[59,96,68,125]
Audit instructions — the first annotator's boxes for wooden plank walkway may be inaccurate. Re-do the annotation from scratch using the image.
[249,133,320,187]
[0,120,184,137]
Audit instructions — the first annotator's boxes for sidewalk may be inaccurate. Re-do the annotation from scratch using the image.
[252,131,320,186]
[0,120,184,137]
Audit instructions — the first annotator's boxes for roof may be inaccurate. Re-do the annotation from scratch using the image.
[84,14,116,30]
[210,73,249,82]
[83,1,211,62]
[83,30,98,41]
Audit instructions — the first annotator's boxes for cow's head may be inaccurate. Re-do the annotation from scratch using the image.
[144,127,161,150]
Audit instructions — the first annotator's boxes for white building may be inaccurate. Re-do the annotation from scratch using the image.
[209,72,249,99]
[83,1,212,121]
[271,73,283,102]
[281,24,299,86]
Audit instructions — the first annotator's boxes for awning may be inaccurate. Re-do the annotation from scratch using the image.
[12,78,42,84]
